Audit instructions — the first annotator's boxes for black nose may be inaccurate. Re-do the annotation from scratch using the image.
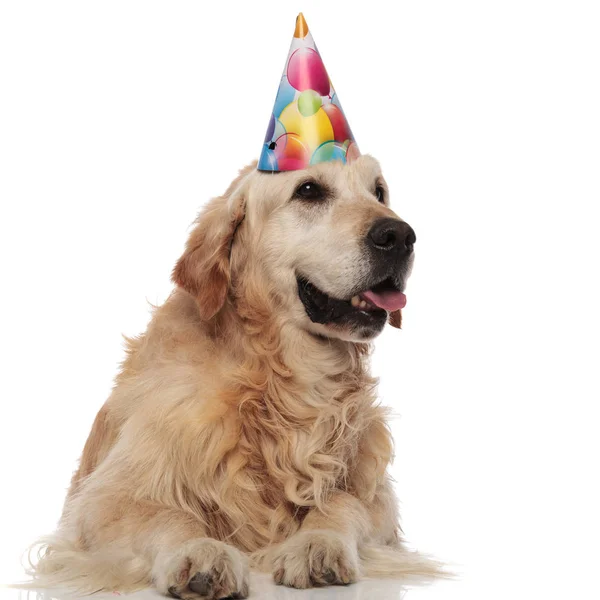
[367,218,416,254]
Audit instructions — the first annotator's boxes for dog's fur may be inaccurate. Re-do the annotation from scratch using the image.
[26,157,439,598]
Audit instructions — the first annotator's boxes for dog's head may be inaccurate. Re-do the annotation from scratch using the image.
[173,156,415,342]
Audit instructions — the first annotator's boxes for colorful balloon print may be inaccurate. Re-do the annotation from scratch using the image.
[330,92,342,110]
[279,101,334,155]
[273,76,296,118]
[258,13,360,172]
[258,146,278,171]
[264,115,286,145]
[287,48,330,96]
[298,90,322,117]
[264,114,275,143]
[310,141,347,165]
[321,103,352,143]
[273,118,286,140]
[273,133,309,171]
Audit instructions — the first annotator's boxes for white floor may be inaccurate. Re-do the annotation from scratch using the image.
[1,574,456,600]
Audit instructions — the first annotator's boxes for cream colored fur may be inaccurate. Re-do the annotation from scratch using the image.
[25,156,441,598]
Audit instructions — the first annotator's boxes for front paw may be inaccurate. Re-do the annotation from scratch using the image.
[153,538,249,599]
[272,530,359,589]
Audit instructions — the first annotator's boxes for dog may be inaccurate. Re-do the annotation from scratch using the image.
[27,156,438,598]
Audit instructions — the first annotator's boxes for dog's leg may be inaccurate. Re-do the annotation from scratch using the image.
[57,498,250,599]
[269,492,373,589]
[138,507,249,599]
[152,536,250,600]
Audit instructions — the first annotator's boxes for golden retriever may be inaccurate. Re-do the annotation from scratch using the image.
[27,156,438,598]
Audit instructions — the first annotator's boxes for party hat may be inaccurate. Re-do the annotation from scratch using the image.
[257,13,360,172]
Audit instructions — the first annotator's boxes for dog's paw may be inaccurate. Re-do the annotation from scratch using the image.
[153,538,249,599]
[271,529,359,589]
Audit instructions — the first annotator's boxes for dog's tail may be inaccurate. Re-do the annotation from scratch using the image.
[16,535,150,593]
[19,537,446,593]
[359,544,448,580]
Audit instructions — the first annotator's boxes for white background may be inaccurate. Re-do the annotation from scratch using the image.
[1,1,599,599]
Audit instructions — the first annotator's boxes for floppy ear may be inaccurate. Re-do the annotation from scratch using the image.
[172,185,246,320]
[388,310,402,329]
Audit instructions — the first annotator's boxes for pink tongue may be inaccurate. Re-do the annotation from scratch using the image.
[361,289,407,311]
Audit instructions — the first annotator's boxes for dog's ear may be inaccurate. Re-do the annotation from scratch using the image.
[172,181,247,320]
[388,310,402,329]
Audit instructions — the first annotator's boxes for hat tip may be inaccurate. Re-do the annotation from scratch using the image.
[294,12,309,38]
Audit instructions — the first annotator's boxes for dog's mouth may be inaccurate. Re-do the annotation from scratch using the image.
[296,275,406,327]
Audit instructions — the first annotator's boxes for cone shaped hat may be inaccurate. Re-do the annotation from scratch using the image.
[257,13,360,172]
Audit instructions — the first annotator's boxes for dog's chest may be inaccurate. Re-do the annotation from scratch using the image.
[210,406,360,549]
[207,352,372,550]
[208,443,350,551]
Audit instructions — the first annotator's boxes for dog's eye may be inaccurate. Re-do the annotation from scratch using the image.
[375,186,386,204]
[295,181,325,201]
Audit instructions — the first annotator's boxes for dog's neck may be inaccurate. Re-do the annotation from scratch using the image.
[204,285,383,516]
[212,289,371,394]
